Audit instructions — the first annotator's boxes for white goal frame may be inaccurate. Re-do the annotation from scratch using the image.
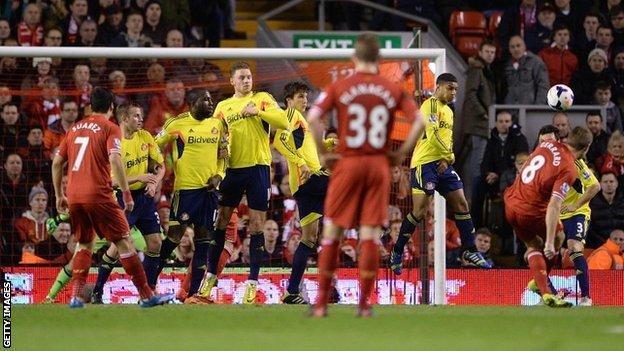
[0,46,448,305]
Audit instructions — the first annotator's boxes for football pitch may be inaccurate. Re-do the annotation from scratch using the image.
[12,305,624,351]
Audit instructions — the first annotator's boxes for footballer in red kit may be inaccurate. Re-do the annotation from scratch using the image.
[307,33,425,317]
[52,87,173,308]
[504,126,593,307]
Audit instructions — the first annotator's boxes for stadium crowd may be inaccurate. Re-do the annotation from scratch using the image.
[1,0,624,272]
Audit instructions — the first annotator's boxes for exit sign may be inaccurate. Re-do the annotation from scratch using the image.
[293,33,402,49]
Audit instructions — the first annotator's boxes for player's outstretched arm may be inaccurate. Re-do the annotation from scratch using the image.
[563,182,600,213]
[51,154,67,213]
[110,153,134,212]
[544,195,564,259]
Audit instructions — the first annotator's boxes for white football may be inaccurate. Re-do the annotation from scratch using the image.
[547,84,574,111]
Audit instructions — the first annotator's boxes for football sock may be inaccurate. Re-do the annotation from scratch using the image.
[93,252,117,295]
[527,251,552,295]
[217,249,231,276]
[47,263,72,299]
[393,212,420,256]
[287,241,315,295]
[570,251,590,298]
[120,252,153,300]
[358,239,380,310]
[189,239,210,296]
[315,238,339,310]
[70,249,92,301]
[454,212,476,251]
[142,251,160,289]
[156,237,179,276]
[248,231,265,281]
[208,228,226,275]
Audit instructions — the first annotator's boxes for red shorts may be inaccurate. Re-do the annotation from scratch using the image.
[324,155,391,229]
[70,202,130,244]
[505,207,562,243]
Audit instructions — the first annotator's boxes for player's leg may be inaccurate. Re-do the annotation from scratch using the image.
[563,215,591,305]
[157,191,185,276]
[142,233,162,289]
[92,244,118,304]
[284,219,318,304]
[45,261,73,302]
[207,205,235,275]
[311,222,344,317]
[67,204,96,308]
[132,191,164,289]
[523,236,571,308]
[357,225,381,317]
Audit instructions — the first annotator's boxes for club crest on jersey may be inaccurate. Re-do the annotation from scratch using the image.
[212,127,219,135]
[140,143,147,152]
[114,138,121,149]
[428,114,437,123]
[582,171,590,180]
[560,182,570,195]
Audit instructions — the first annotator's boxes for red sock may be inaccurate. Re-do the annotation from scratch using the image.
[182,261,192,293]
[527,251,551,295]
[120,252,154,300]
[358,240,380,310]
[71,249,92,300]
[217,250,231,276]
[315,239,339,310]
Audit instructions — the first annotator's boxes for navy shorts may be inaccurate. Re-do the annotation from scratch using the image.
[116,190,161,235]
[219,165,270,211]
[294,174,329,227]
[561,214,588,242]
[411,161,464,196]
[170,188,219,229]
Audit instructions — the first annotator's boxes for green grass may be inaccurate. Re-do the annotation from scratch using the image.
[11,305,624,351]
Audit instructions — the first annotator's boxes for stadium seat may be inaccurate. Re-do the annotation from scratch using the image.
[449,11,487,42]
[488,11,503,39]
[455,35,485,59]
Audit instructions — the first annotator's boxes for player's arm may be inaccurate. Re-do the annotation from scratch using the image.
[110,153,134,212]
[544,195,564,259]
[208,122,227,190]
[154,119,176,149]
[391,93,425,164]
[253,93,289,130]
[52,152,67,213]
[308,88,334,156]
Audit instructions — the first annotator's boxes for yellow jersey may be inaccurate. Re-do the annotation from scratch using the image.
[155,112,226,190]
[273,108,329,195]
[560,159,599,220]
[410,97,454,167]
[214,91,288,168]
[115,129,164,191]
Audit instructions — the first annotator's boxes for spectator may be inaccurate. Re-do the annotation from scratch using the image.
[13,186,50,259]
[42,28,64,73]
[160,0,190,32]
[0,103,27,154]
[88,57,108,87]
[573,11,601,59]
[499,151,529,192]
[43,0,69,29]
[43,99,78,156]
[586,25,615,65]
[0,18,12,44]
[17,3,43,46]
[198,64,224,101]
[0,154,31,260]
[20,56,53,92]
[142,0,168,46]
[340,238,358,267]
[571,48,611,105]
[599,0,624,23]
[552,112,571,142]
[553,0,581,30]
[60,0,90,45]
[110,9,153,47]
[261,219,283,265]
[472,110,529,228]
[144,77,187,134]
[67,64,92,112]
[88,0,114,25]
[588,172,624,248]
[598,131,624,177]
[75,18,100,47]
[164,28,184,48]
[0,83,14,107]
[497,0,538,51]
[98,4,123,45]
[538,25,578,86]
[22,77,61,129]
[0,39,20,84]
[594,81,623,133]
[19,125,51,186]
[612,47,624,110]
[461,40,497,199]
[463,227,494,267]
[587,229,624,269]
[610,5,624,46]
[108,70,129,106]
[524,2,557,53]
[586,111,611,168]
[503,35,549,104]
[283,229,302,266]
[390,166,410,206]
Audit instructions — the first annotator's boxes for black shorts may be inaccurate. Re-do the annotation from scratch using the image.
[294,174,329,226]
[219,165,271,211]
[115,190,161,235]
[170,188,219,229]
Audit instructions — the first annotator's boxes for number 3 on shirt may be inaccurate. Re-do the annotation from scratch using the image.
[72,136,90,171]
[521,155,545,183]
[346,104,389,149]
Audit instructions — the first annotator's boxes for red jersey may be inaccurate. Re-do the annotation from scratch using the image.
[504,140,577,214]
[311,71,417,156]
[58,114,122,204]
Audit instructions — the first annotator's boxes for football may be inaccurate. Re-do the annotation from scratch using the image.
[547,84,575,111]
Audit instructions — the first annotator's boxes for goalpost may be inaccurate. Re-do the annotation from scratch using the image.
[0,46,448,305]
